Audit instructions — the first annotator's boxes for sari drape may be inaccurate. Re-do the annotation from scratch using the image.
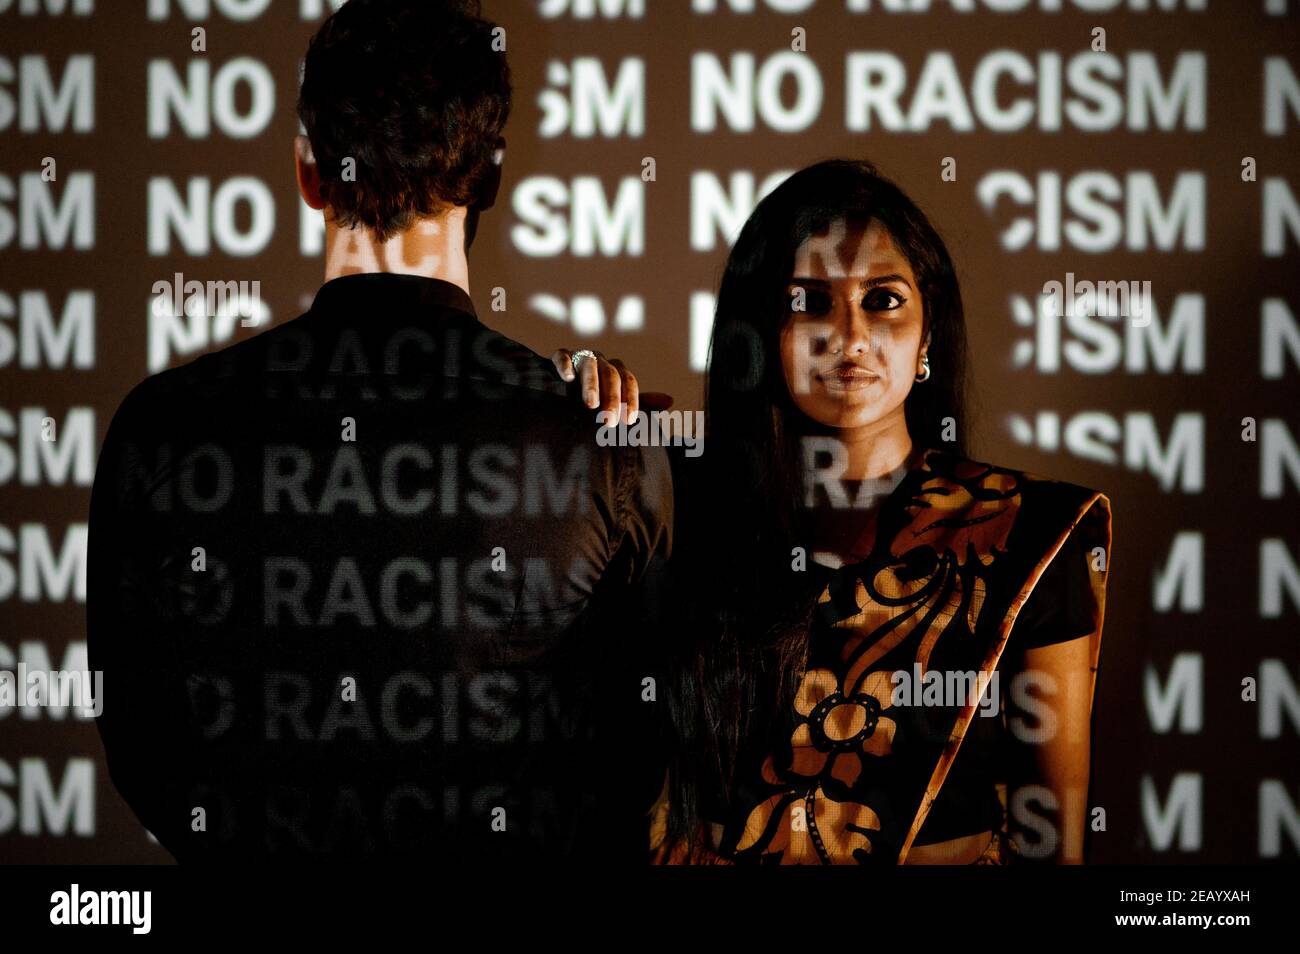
[651,446,1112,865]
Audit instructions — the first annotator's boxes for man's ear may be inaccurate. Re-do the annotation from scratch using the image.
[294,135,326,211]
[472,136,505,212]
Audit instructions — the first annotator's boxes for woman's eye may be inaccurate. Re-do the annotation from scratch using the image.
[862,289,906,311]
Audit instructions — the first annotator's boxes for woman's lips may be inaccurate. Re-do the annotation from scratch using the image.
[816,367,879,391]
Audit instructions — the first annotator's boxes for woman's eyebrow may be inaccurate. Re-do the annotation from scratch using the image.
[860,273,913,291]
[787,274,914,290]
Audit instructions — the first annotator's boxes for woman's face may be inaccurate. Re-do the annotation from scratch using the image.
[779,217,929,433]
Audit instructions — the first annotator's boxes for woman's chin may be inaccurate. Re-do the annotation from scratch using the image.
[815,410,888,433]
[822,398,886,429]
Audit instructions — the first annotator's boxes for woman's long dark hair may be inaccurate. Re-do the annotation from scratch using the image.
[660,158,973,859]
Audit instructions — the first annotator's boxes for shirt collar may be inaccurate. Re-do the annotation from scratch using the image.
[308,272,477,320]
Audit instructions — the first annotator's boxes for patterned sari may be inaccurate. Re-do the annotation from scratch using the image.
[651,446,1112,865]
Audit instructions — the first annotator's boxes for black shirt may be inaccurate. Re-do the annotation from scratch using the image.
[87,273,673,861]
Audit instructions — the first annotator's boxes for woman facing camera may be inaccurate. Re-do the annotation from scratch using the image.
[559,159,1112,865]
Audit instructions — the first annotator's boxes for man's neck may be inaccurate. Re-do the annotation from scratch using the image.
[322,206,471,295]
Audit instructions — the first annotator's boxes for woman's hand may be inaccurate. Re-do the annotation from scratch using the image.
[550,348,673,424]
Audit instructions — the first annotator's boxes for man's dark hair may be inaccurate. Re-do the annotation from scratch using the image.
[297,0,511,242]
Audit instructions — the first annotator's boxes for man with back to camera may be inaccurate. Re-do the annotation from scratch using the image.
[87,0,673,862]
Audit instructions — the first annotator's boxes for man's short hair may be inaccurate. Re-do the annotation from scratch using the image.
[297,0,511,241]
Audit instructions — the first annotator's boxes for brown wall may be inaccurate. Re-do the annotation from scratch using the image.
[1,0,1298,863]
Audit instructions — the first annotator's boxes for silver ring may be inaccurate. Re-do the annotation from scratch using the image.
[571,349,598,373]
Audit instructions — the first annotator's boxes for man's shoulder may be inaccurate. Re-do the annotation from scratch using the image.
[96,319,672,521]
[107,310,589,429]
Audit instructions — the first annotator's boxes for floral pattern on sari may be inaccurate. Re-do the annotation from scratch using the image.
[731,450,1029,864]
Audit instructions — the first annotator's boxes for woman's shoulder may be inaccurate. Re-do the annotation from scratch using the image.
[916,447,1113,560]
[921,446,1110,510]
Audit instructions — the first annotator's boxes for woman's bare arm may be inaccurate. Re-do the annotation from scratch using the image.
[1005,631,1095,863]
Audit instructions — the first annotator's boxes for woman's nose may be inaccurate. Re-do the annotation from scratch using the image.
[826,305,871,356]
